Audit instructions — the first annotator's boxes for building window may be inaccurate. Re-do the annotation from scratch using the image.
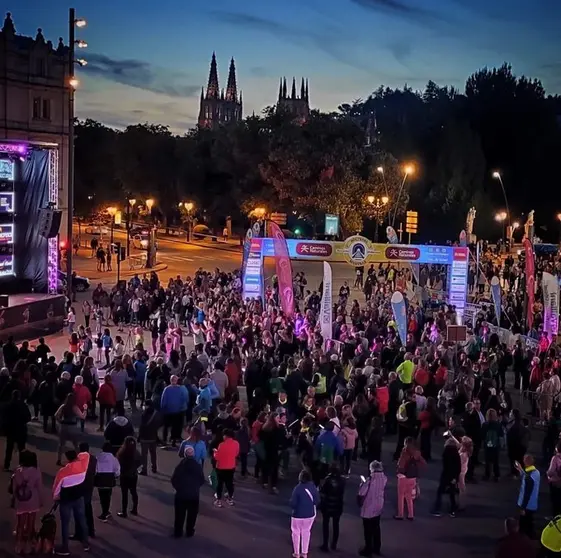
[42,99,51,120]
[32,97,41,119]
[36,58,46,77]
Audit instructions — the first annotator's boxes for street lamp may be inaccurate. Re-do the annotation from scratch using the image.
[106,206,117,245]
[125,198,136,257]
[144,199,156,268]
[495,211,507,241]
[492,171,511,228]
[66,8,87,297]
[367,195,389,242]
[391,163,415,227]
[145,198,155,214]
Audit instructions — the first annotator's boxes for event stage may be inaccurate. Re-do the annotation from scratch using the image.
[0,293,65,341]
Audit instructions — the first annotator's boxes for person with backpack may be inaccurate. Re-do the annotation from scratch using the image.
[11,450,43,554]
[481,408,503,481]
[138,400,163,475]
[313,421,344,486]
[394,437,426,520]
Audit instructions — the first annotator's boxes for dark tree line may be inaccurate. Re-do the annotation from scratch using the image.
[74,63,561,241]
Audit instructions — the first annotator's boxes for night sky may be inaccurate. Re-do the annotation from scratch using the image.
[6,0,561,132]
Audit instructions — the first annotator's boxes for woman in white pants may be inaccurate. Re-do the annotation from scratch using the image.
[289,470,320,558]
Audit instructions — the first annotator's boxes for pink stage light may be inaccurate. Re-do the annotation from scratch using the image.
[0,143,28,156]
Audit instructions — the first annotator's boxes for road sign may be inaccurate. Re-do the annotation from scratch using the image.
[270,212,287,226]
[405,210,418,234]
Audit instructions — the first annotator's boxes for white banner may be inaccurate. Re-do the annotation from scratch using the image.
[542,271,559,336]
[320,261,333,342]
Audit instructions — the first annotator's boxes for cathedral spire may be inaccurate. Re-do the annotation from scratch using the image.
[291,77,296,99]
[300,78,305,99]
[225,57,238,102]
[206,52,219,99]
[2,12,15,35]
[278,77,283,101]
[282,77,287,99]
[305,79,309,101]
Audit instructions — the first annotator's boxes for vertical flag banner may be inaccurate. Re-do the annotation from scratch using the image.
[490,276,501,325]
[391,291,407,343]
[241,228,252,286]
[242,238,264,301]
[459,229,467,247]
[269,221,294,317]
[542,271,559,337]
[320,261,333,342]
[523,238,535,330]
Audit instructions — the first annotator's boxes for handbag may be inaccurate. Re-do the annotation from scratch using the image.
[357,478,371,507]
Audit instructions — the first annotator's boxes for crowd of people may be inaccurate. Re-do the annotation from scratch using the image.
[0,262,558,558]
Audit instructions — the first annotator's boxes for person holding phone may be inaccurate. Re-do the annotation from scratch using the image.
[358,460,387,557]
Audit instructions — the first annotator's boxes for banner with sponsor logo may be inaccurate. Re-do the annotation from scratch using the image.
[483,322,514,348]
[269,221,294,318]
[391,291,408,343]
[320,262,333,342]
[542,271,559,337]
[523,238,535,330]
[241,228,252,288]
[464,302,482,327]
[242,237,264,302]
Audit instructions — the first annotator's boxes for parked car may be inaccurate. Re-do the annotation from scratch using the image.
[58,270,91,293]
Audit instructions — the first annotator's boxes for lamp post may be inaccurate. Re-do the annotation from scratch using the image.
[391,164,414,227]
[66,8,87,294]
[145,198,156,268]
[182,202,194,242]
[126,197,136,257]
[495,211,507,241]
[492,171,511,229]
[106,206,117,245]
[367,195,389,242]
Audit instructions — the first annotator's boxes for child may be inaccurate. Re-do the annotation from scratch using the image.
[68,332,79,355]
[134,325,144,347]
[236,418,250,478]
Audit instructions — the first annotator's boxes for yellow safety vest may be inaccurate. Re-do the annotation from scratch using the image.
[316,374,327,394]
[542,516,561,552]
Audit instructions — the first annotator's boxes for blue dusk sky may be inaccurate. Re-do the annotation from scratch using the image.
[5,0,561,133]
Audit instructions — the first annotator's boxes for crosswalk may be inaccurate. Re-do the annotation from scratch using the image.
[161,253,195,262]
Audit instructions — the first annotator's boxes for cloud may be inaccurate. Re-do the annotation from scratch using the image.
[350,0,453,25]
[387,39,413,66]
[250,66,269,77]
[211,10,371,72]
[82,53,199,98]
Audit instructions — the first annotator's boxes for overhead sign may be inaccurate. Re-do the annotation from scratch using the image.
[324,214,339,236]
[270,212,287,226]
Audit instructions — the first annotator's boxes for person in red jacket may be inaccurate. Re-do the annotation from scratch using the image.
[375,380,389,419]
[97,375,117,432]
[213,429,240,508]
[414,360,430,388]
[73,376,91,432]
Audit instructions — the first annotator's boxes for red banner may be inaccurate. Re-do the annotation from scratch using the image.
[523,238,535,330]
[269,221,294,318]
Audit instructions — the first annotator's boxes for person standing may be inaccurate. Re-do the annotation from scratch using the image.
[516,454,540,539]
[171,446,206,538]
[11,450,43,554]
[290,469,320,558]
[3,390,31,471]
[116,437,141,518]
[213,429,240,507]
[52,450,90,555]
[73,442,97,540]
[54,393,86,466]
[94,442,120,521]
[161,375,189,448]
[395,437,425,520]
[546,440,561,516]
[495,517,536,558]
[319,463,345,552]
[138,400,162,475]
[358,460,387,557]
[481,408,503,481]
[431,438,461,518]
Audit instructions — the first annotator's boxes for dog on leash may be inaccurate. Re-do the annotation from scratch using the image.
[34,510,57,554]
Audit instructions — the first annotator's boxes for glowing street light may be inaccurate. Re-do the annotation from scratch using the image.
[106,206,118,218]
[513,221,520,229]
[75,39,88,48]
[376,166,384,174]
[252,206,266,218]
[128,198,136,207]
[145,198,155,212]
[367,195,375,204]
[185,202,194,212]
[381,196,389,205]
[404,164,415,176]
[391,163,415,227]
[495,211,507,222]
[492,170,511,227]
[69,77,79,89]
[75,18,87,28]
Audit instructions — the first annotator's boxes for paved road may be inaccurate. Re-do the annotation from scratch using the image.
[0,410,527,558]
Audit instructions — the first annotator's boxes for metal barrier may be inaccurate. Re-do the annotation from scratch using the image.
[128,254,146,270]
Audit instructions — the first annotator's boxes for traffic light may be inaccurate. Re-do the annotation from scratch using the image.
[59,240,67,249]
[405,211,418,234]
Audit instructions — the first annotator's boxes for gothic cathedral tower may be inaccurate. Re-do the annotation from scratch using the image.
[198,53,243,128]
[276,77,310,123]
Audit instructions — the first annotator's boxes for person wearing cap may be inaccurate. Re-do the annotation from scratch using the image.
[358,461,387,557]
[171,445,205,537]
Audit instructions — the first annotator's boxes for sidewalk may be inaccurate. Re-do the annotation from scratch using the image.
[72,251,168,283]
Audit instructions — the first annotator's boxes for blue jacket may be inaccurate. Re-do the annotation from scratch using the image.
[314,430,344,458]
[178,439,207,465]
[518,466,540,511]
[290,481,319,518]
[161,384,189,414]
[133,360,147,383]
[196,386,212,413]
